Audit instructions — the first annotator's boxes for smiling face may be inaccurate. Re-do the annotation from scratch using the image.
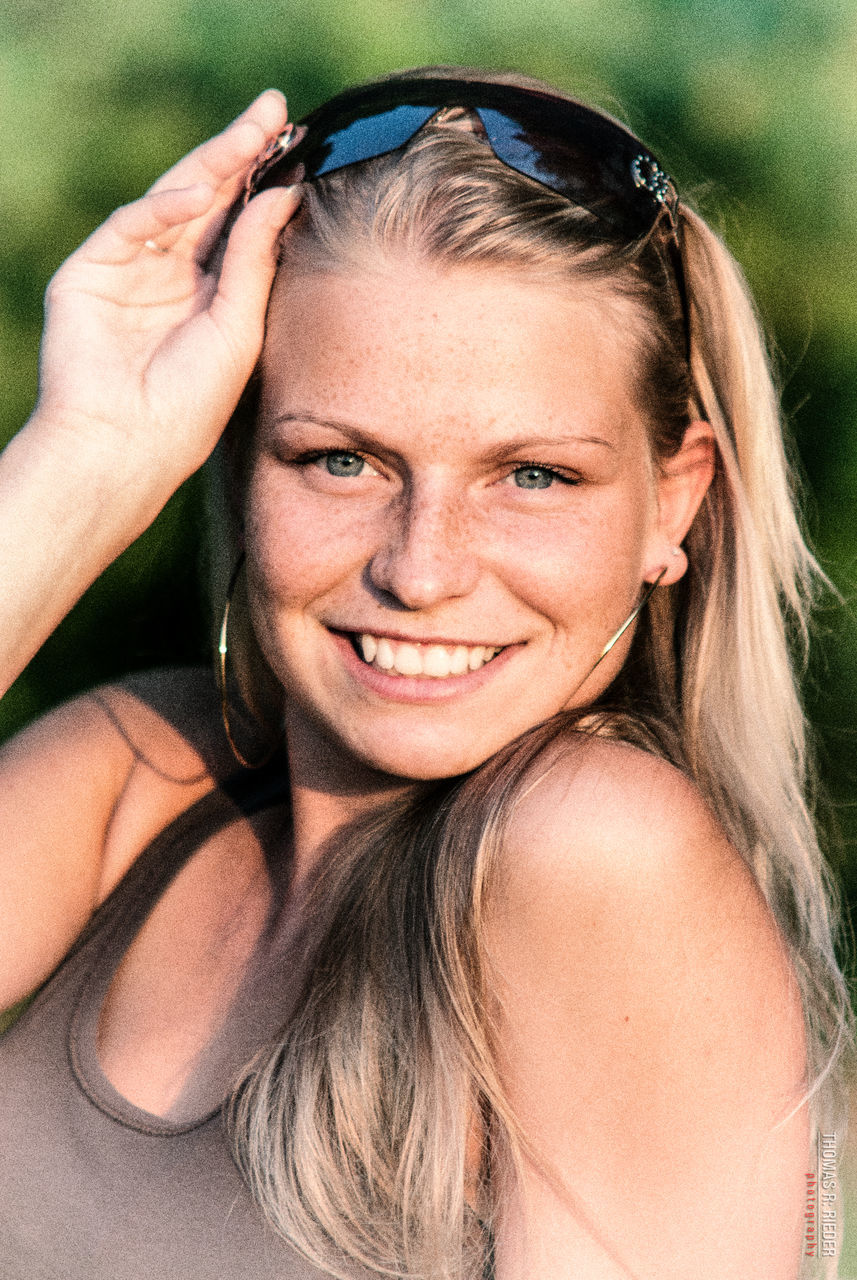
[245,256,682,784]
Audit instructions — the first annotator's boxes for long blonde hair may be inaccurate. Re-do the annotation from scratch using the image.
[219,68,853,1280]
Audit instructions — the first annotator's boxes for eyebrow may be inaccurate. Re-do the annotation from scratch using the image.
[270,412,617,454]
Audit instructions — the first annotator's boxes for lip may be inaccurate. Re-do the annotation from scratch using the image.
[328,629,521,703]
[329,626,511,648]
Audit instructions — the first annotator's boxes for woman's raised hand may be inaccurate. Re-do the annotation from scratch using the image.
[0,93,301,694]
[35,89,301,485]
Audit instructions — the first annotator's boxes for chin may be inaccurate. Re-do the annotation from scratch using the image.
[335,715,520,784]
[354,736,496,784]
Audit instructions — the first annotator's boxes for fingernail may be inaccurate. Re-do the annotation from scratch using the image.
[256,88,286,110]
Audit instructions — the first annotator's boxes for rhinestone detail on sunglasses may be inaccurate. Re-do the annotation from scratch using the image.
[241,74,689,355]
[245,77,679,231]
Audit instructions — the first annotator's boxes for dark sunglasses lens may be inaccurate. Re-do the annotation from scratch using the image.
[475,106,655,238]
[309,104,437,176]
[257,89,668,241]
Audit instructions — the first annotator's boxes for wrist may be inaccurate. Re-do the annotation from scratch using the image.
[21,403,192,526]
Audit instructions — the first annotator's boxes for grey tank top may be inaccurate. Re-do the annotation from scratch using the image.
[0,766,335,1280]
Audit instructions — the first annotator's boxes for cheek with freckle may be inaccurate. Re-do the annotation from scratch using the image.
[246,468,349,588]
[241,464,383,662]
[477,503,649,643]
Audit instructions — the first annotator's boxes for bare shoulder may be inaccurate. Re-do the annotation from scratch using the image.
[485,734,809,1279]
[494,733,778,956]
[87,664,236,783]
[0,665,230,804]
[73,666,243,896]
[488,732,803,1054]
[0,667,231,1007]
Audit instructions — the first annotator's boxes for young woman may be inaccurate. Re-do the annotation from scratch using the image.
[0,68,851,1280]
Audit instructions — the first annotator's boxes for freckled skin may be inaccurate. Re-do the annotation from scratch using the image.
[244,256,686,786]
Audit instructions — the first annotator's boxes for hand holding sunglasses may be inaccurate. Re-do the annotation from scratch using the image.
[0,92,302,692]
[33,89,302,491]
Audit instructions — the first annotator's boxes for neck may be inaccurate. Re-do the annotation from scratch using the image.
[283,707,416,887]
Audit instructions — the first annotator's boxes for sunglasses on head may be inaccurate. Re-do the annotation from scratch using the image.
[243,74,689,355]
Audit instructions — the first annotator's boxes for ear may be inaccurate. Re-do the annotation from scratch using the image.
[643,420,716,584]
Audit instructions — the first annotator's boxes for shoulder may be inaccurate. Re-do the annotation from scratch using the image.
[86,665,237,783]
[0,667,228,1006]
[483,733,809,1277]
[493,732,769,946]
[0,665,237,906]
[1,665,230,789]
[487,732,802,1042]
[83,667,247,898]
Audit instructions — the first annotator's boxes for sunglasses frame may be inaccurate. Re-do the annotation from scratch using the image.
[243,75,689,356]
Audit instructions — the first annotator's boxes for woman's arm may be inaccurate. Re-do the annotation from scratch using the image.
[484,737,808,1280]
[0,90,300,696]
[0,96,300,1007]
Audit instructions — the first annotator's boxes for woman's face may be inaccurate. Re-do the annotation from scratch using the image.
[246,256,678,783]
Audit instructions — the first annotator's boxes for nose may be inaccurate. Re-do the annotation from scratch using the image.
[367,481,480,610]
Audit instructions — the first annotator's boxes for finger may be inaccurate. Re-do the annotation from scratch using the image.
[147,90,289,201]
[142,93,292,263]
[208,185,303,354]
[78,183,217,265]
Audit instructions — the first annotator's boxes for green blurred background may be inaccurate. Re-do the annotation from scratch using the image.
[2,0,856,1260]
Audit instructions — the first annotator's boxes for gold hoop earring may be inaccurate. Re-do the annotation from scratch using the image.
[586,564,668,680]
[217,551,282,770]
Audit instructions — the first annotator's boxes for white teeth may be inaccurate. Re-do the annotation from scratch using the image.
[449,646,470,675]
[375,638,396,671]
[360,634,378,662]
[354,634,502,678]
[423,646,452,678]
[393,643,423,677]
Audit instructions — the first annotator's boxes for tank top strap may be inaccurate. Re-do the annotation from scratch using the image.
[49,754,291,982]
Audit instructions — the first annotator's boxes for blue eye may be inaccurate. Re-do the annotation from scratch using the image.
[513,465,555,489]
[323,452,365,477]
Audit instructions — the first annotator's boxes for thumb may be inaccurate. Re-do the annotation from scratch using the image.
[209,185,303,354]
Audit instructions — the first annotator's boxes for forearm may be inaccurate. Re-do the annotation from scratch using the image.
[0,411,176,695]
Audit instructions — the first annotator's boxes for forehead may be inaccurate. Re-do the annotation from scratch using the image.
[260,259,647,452]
